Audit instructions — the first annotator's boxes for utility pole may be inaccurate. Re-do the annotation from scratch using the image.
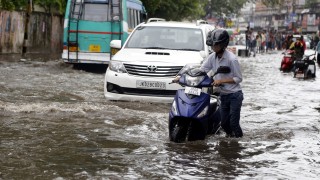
[292,0,296,33]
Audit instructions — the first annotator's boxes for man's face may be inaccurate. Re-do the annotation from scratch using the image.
[212,43,222,53]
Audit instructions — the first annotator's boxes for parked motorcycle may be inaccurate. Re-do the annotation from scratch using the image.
[280,49,295,72]
[168,66,230,143]
[293,53,316,79]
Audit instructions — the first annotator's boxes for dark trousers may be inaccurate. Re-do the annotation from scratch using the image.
[220,91,244,137]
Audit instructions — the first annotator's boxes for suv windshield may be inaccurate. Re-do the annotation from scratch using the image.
[125,26,204,51]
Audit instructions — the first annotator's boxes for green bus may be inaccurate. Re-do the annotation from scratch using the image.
[62,0,147,64]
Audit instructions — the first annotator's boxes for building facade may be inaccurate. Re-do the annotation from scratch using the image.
[242,0,320,34]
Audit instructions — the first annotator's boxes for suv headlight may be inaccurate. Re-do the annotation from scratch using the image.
[109,61,127,73]
[178,63,200,75]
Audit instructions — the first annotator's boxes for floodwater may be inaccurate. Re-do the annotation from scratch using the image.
[0,51,320,179]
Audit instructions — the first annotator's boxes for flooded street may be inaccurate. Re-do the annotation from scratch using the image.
[1,51,320,179]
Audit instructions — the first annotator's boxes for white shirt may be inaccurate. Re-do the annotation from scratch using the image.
[201,50,242,95]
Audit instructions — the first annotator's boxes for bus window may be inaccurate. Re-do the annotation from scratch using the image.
[83,3,110,21]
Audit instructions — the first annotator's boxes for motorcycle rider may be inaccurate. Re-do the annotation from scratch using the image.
[201,29,244,138]
[289,36,305,60]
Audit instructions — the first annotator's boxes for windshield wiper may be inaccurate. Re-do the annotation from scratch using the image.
[173,48,200,51]
[143,47,168,49]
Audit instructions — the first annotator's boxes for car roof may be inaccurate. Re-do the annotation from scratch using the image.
[140,21,214,29]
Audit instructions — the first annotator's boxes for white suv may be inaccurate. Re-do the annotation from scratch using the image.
[104,21,214,103]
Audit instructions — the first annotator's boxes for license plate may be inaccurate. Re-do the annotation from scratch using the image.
[136,81,166,89]
[89,45,101,52]
[111,48,119,56]
[296,73,304,78]
[184,87,201,96]
[69,46,78,52]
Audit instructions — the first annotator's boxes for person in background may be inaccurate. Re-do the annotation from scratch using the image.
[245,26,251,51]
[275,31,282,50]
[314,32,319,50]
[250,35,257,57]
[201,29,244,138]
[316,40,320,65]
[261,31,266,53]
[300,35,306,51]
[256,32,262,54]
[284,35,293,50]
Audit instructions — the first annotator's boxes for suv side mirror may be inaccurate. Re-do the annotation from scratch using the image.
[110,40,121,49]
[110,40,122,57]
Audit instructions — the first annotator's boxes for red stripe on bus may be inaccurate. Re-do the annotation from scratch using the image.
[69,30,123,34]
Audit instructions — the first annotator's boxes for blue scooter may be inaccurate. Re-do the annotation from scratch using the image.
[169,66,230,143]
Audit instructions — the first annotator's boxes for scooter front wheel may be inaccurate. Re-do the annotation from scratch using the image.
[170,121,189,143]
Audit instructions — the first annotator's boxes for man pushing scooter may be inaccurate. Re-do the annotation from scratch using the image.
[201,29,244,138]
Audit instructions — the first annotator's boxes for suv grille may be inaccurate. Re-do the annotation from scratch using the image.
[124,64,183,77]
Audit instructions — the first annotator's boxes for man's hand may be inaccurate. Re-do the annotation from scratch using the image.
[212,79,223,86]
[170,76,181,84]
[212,78,235,86]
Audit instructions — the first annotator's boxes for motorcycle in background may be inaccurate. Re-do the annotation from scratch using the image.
[293,52,316,79]
[168,66,230,143]
[280,49,295,72]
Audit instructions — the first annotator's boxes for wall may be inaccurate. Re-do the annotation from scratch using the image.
[0,11,25,53]
[0,10,63,55]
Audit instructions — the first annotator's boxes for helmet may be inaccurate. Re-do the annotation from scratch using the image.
[206,29,230,48]
[295,41,302,47]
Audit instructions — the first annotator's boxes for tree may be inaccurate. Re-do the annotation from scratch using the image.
[33,0,67,14]
[141,0,206,21]
[0,0,67,14]
[0,0,27,11]
[305,0,319,10]
[141,0,250,21]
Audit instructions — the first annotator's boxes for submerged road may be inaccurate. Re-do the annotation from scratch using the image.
[0,51,320,179]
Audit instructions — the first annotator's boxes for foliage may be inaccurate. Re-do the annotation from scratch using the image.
[305,0,319,9]
[259,0,283,7]
[33,0,67,14]
[141,0,250,21]
[141,0,206,21]
[2,0,252,19]
[0,0,27,11]
[0,0,67,14]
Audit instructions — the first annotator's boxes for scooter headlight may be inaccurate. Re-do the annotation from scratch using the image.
[178,63,200,75]
[171,100,178,116]
[197,105,208,118]
[185,74,205,87]
[109,61,127,73]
